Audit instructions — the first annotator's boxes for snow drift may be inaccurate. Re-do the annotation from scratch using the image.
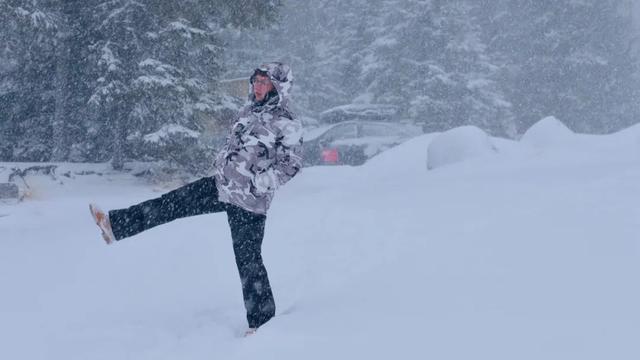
[427,125,497,170]
[520,116,574,147]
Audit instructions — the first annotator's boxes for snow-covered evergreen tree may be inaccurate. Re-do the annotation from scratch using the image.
[0,0,281,173]
[361,0,515,136]
[486,0,640,133]
[0,0,60,161]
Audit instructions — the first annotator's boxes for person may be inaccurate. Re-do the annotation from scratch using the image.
[89,62,303,335]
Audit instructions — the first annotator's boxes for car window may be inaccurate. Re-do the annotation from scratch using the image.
[321,124,358,141]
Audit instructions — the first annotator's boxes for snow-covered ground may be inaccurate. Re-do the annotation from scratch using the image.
[1,121,639,360]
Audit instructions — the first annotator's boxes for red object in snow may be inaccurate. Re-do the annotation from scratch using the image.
[321,148,339,164]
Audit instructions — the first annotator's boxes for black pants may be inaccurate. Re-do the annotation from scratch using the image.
[108,177,276,329]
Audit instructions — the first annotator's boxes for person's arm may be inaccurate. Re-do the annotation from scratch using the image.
[252,116,303,194]
[272,116,303,186]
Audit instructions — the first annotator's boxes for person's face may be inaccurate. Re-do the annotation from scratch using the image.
[253,74,274,102]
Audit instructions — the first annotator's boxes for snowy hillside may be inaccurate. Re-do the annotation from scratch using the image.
[1,122,639,360]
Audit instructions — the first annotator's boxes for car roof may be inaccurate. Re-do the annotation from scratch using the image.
[304,120,418,140]
[319,103,400,123]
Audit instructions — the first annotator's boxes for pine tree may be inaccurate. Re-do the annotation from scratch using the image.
[487,0,640,133]
[51,0,97,162]
[362,0,515,135]
[0,0,60,161]
[0,0,282,172]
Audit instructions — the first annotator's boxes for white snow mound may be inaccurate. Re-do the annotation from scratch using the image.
[521,116,573,147]
[611,122,640,148]
[427,126,496,170]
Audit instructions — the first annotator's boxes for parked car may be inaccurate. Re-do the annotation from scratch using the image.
[302,120,419,166]
[319,103,400,123]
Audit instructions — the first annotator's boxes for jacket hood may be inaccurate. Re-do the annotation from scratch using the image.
[249,62,293,110]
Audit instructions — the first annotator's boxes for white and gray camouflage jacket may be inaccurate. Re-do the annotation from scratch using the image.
[213,62,303,215]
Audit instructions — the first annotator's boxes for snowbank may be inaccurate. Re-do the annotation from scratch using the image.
[520,116,574,147]
[0,162,162,201]
[610,122,640,149]
[360,133,438,180]
[427,126,496,170]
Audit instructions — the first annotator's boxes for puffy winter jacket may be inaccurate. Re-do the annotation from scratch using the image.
[213,62,303,214]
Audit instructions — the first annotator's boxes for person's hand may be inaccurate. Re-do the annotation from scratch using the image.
[253,169,279,193]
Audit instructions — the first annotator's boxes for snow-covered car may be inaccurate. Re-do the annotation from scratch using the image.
[318,103,400,123]
[302,120,420,166]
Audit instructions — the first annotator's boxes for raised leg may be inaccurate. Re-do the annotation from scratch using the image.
[108,177,225,241]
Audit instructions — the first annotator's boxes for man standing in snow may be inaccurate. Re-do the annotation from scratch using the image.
[90,62,303,335]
